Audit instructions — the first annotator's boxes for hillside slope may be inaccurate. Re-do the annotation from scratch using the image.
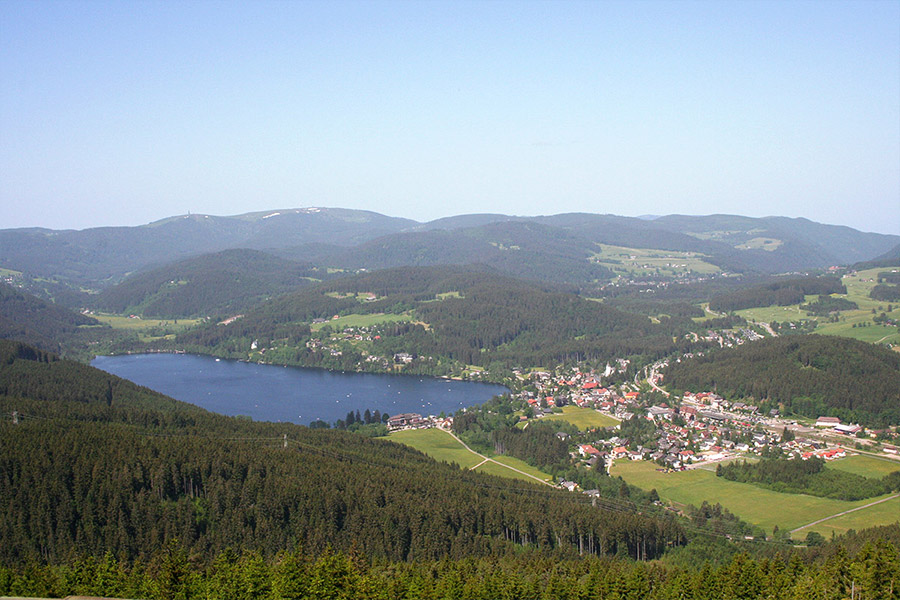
[0,208,415,284]
[2,210,896,290]
[173,266,698,377]
[94,248,321,317]
[0,282,97,353]
[662,334,900,426]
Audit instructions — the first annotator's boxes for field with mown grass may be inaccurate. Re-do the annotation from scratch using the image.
[389,428,482,468]
[612,460,899,539]
[828,454,900,479]
[734,268,900,346]
[89,313,202,341]
[389,428,553,484]
[592,243,720,277]
[538,405,620,430]
[798,495,900,539]
[310,311,414,331]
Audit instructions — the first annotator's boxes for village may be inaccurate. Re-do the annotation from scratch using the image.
[385,360,900,493]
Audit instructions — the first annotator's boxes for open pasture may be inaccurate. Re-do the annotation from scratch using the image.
[389,428,482,469]
[539,406,619,430]
[88,313,202,342]
[829,454,900,479]
[390,428,553,484]
[592,243,720,276]
[612,460,899,539]
[311,312,413,331]
[475,455,553,483]
[733,269,900,346]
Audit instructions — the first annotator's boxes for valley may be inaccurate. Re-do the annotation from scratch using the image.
[1,208,898,597]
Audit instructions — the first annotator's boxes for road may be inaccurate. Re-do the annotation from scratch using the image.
[758,322,778,337]
[790,494,900,534]
[443,429,553,486]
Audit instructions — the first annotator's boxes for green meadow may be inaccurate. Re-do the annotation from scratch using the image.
[734,268,900,346]
[592,243,720,277]
[389,428,482,469]
[828,454,900,479]
[538,405,620,430]
[475,455,553,483]
[90,313,202,341]
[311,312,414,331]
[612,460,899,539]
[389,428,553,484]
[800,496,900,539]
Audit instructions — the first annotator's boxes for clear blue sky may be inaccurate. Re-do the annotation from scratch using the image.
[2,0,898,234]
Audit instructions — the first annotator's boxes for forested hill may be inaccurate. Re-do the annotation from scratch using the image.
[852,242,900,270]
[0,339,685,565]
[0,282,97,353]
[174,266,697,372]
[662,334,900,426]
[708,276,846,312]
[279,221,616,284]
[94,248,322,318]
[0,208,415,284]
[2,209,897,291]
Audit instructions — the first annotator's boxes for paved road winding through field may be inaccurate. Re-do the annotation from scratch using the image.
[442,429,553,486]
[790,493,900,534]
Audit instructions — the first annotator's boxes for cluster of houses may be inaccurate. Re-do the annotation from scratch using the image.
[386,412,452,431]
[687,327,763,348]
[564,394,860,472]
[514,365,639,419]
[509,364,868,473]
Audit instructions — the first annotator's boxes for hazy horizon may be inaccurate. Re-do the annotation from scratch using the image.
[2,1,898,235]
[2,206,899,238]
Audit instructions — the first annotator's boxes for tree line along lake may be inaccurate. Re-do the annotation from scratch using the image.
[91,353,508,426]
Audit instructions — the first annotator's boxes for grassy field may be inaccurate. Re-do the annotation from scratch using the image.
[828,454,900,479]
[87,313,203,342]
[0,267,23,277]
[311,312,414,331]
[389,428,552,484]
[90,313,201,330]
[733,269,900,346]
[592,243,720,277]
[612,461,899,538]
[538,406,620,430]
[482,454,553,483]
[800,496,900,539]
[389,429,482,468]
[734,237,783,251]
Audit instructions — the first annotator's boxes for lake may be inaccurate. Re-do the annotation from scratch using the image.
[91,353,507,426]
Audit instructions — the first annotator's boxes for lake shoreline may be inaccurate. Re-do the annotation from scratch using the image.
[91,352,509,427]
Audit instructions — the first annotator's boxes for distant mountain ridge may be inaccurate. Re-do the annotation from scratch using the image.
[1,208,896,290]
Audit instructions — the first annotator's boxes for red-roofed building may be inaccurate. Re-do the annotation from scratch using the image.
[578,444,601,457]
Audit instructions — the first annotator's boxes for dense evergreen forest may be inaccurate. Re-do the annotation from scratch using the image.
[708,277,846,312]
[93,249,323,318]
[661,335,900,427]
[2,535,899,600]
[0,340,685,567]
[0,282,98,354]
[717,458,900,501]
[799,295,859,316]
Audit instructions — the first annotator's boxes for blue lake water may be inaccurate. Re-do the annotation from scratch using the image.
[91,353,507,426]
